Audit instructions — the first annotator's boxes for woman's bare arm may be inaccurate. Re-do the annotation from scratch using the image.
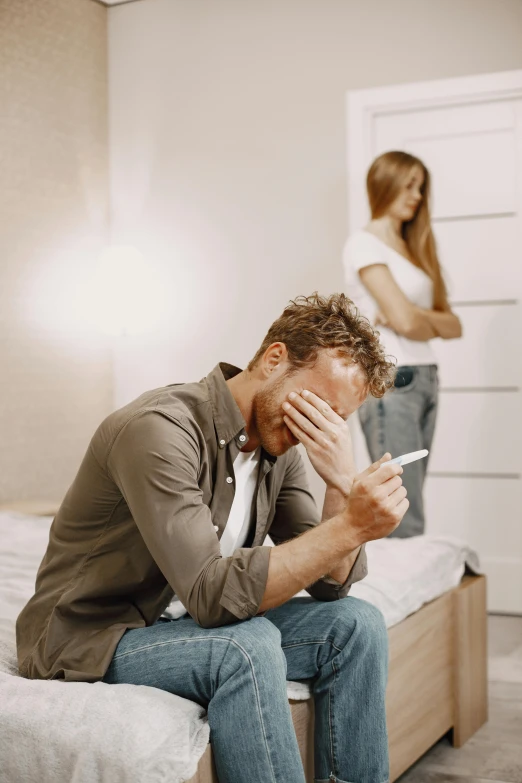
[359,264,437,340]
[359,264,462,340]
[420,306,462,339]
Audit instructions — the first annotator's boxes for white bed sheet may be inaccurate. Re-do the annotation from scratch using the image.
[0,512,210,783]
[0,510,481,777]
[338,534,480,627]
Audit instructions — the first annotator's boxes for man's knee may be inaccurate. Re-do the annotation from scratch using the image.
[331,598,388,653]
[215,617,286,676]
[242,616,284,656]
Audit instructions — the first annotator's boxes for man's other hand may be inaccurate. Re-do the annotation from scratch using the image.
[346,454,408,543]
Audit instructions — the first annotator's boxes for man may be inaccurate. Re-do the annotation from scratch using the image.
[17,293,407,783]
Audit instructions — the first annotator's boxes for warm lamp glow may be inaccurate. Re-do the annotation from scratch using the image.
[92,246,167,336]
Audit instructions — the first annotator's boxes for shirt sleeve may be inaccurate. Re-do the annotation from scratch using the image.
[268,448,367,601]
[107,411,271,628]
[343,232,388,275]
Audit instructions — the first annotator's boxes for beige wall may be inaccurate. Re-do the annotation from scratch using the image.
[108,0,522,502]
[3,0,521,502]
[109,0,522,398]
[0,0,112,504]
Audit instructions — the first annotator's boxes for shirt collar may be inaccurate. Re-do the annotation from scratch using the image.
[204,363,277,464]
[204,363,248,448]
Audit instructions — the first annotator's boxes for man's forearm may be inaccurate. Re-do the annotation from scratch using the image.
[322,485,360,584]
[258,455,407,613]
[322,484,352,520]
[258,514,360,613]
[327,546,361,584]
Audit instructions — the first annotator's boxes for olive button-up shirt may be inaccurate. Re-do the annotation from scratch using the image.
[16,363,367,682]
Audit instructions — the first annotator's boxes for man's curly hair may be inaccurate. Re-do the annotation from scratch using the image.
[248,292,396,398]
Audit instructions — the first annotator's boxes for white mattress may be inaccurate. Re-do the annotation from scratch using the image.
[336,534,480,628]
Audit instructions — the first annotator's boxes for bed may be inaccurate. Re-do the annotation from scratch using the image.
[0,505,488,783]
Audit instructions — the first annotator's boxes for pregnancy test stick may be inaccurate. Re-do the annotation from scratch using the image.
[388,449,429,466]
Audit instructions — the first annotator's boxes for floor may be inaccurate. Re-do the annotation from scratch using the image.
[397,614,522,783]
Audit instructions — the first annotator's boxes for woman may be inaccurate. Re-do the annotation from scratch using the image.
[343,150,462,537]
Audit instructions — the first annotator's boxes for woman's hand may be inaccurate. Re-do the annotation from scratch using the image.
[421,306,463,339]
[374,310,391,328]
[282,390,356,495]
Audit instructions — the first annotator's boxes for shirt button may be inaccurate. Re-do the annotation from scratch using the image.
[226,476,233,484]
[219,439,226,446]
[213,525,219,531]
[239,435,246,442]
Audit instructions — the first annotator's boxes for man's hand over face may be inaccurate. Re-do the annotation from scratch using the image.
[282,390,355,495]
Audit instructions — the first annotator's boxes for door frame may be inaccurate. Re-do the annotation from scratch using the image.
[345,69,522,234]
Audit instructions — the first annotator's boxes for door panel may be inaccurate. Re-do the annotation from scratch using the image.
[433,303,522,388]
[410,131,517,219]
[424,476,522,555]
[435,216,521,301]
[374,100,515,147]
[430,391,520,475]
[375,102,518,219]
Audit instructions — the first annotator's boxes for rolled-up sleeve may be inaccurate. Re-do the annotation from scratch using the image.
[269,448,367,601]
[107,411,271,627]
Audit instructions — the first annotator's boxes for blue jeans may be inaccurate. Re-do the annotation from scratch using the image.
[358,364,438,538]
[103,596,389,783]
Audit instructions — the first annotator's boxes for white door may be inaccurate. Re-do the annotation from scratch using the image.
[346,71,522,614]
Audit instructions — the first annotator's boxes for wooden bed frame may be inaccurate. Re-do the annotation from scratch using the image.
[3,503,487,782]
[189,574,488,783]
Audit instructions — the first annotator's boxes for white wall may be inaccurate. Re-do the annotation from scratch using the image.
[108,0,522,500]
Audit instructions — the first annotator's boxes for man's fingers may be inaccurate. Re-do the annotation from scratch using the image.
[366,460,403,488]
[299,390,345,424]
[395,497,410,519]
[283,415,314,449]
[284,393,333,433]
[362,453,392,477]
[387,484,407,506]
[282,401,323,440]
[382,474,403,497]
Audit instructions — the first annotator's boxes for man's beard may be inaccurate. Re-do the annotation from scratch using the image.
[251,373,293,457]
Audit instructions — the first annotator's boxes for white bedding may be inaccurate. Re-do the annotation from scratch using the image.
[0,512,211,783]
[0,638,210,783]
[0,511,480,780]
[336,534,480,628]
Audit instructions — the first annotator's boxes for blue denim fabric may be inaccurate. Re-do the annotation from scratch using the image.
[103,596,389,783]
[358,364,439,538]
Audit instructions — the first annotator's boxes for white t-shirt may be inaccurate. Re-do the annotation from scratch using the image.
[343,229,437,367]
[162,447,261,620]
[218,447,261,557]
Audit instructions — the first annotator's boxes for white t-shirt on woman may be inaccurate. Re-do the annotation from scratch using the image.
[343,230,437,367]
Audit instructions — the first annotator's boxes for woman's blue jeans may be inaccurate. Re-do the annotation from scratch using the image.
[103,596,389,783]
[358,364,439,538]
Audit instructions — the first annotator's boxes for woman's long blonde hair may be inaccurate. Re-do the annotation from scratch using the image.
[366,150,448,311]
